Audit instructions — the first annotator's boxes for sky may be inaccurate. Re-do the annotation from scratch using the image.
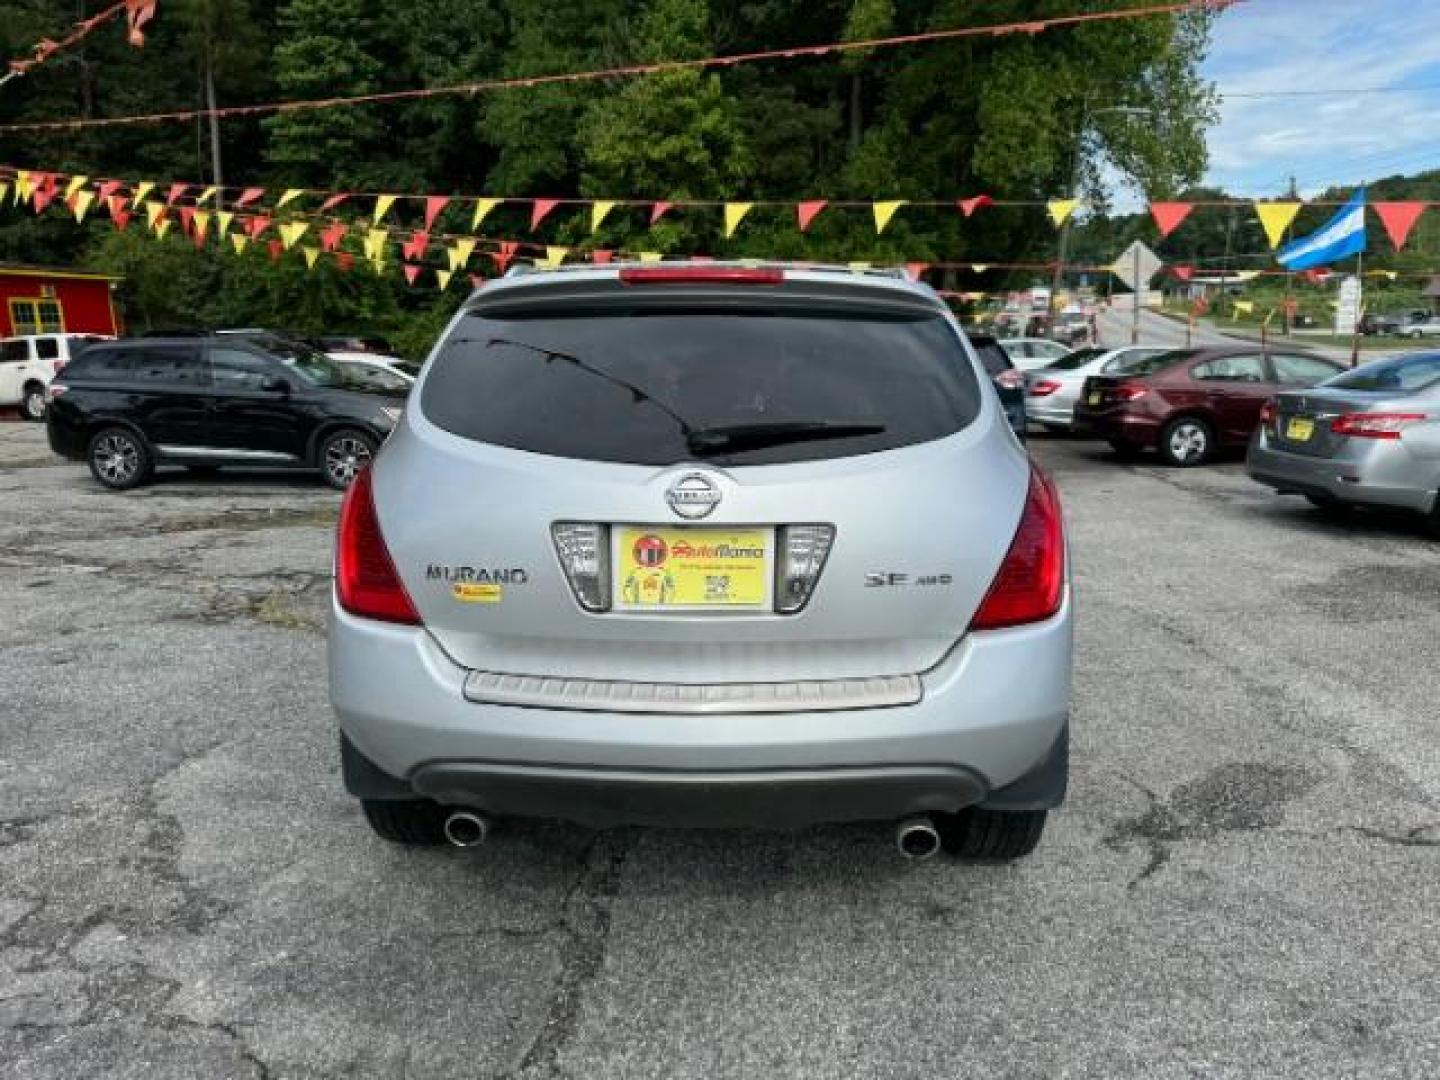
[1201,0,1440,197]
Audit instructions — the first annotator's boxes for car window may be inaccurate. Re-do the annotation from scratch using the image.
[1102,349,1163,374]
[210,347,279,390]
[62,347,131,378]
[35,338,60,360]
[972,340,1015,377]
[1328,353,1440,392]
[127,345,208,386]
[1191,354,1266,382]
[258,338,347,388]
[1049,348,1105,372]
[423,307,984,466]
[1271,354,1341,384]
[341,363,410,392]
[1,340,27,363]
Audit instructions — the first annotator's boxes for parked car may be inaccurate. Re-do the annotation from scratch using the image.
[1,333,110,420]
[47,334,404,491]
[1000,337,1073,371]
[315,334,398,356]
[1358,311,1426,337]
[970,332,1028,438]
[1399,316,1440,339]
[333,355,419,394]
[1073,346,1345,466]
[331,262,1071,861]
[1025,346,1168,432]
[1247,351,1440,534]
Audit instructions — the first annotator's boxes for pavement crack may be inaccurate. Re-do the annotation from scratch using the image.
[159,1014,275,1080]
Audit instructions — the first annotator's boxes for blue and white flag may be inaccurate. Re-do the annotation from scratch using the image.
[1276,188,1366,270]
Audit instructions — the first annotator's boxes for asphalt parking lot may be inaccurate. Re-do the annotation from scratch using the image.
[3,421,1438,1079]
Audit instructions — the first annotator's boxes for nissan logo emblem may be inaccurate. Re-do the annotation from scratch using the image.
[666,473,722,519]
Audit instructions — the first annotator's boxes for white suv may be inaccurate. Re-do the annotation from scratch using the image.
[1,334,110,420]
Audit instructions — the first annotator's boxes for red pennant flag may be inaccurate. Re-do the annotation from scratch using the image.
[423,196,450,231]
[402,231,430,261]
[905,262,929,282]
[32,188,55,214]
[649,201,673,226]
[1374,201,1427,251]
[490,240,519,273]
[320,220,347,252]
[1171,265,1193,282]
[335,252,354,273]
[178,206,196,235]
[530,199,560,231]
[166,182,188,206]
[402,263,422,286]
[958,195,994,217]
[97,180,123,203]
[1149,201,1194,239]
[319,193,349,213]
[797,200,827,232]
[111,204,132,231]
[125,0,157,47]
[591,249,614,264]
[236,187,265,208]
[245,215,271,239]
[267,239,283,263]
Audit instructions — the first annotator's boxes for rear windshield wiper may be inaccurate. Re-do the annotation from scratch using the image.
[685,420,884,455]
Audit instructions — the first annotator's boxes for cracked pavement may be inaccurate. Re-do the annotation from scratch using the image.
[2,422,1438,1078]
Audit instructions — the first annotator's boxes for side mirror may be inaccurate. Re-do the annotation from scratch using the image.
[261,375,291,394]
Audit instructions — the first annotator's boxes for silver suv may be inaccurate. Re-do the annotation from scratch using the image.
[329,263,1072,861]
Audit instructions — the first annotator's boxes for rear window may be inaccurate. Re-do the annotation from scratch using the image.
[969,338,1013,377]
[1125,349,1200,377]
[422,307,983,465]
[1048,347,1105,371]
[1328,353,1440,392]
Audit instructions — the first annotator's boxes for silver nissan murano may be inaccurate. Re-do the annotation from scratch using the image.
[329,263,1073,861]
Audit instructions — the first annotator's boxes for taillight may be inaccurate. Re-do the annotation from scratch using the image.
[1330,412,1428,439]
[1115,381,1149,402]
[994,369,1025,391]
[46,383,67,401]
[619,266,783,285]
[776,524,835,614]
[1258,400,1275,425]
[552,523,611,612]
[1029,379,1061,397]
[970,467,1065,631]
[335,467,420,624]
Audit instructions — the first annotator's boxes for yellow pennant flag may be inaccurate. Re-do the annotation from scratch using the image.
[132,181,155,207]
[1047,199,1080,228]
[144,200,165,228]
[216,211,234,236]
[302,246,320,269]
[0,184,8,205]
[638,251,664,263]
[723,202,753,239]
[65,175,90,199]
[277,188,305,209]
[154,217,172,239]
[372,194,397,225]
[364,228,388,261]
[472,197,502,230]
[872,200,906,234]
[437,269,454,290]
[15,170,32,202]
[192,210,211,241]
[231,233,250,255]
[71,191,95,222]
[196,186,217,205]
[448,238,477,271]
[280,221,309,249]
[541,245,569,268]
[1254,202,1301,249]
[590,200,618,233]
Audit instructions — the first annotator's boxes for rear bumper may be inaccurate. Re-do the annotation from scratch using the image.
[1246,434,1437,513]
[1026,399,1076,427]
[329,592,1072,827]
[1071,408,1160,445]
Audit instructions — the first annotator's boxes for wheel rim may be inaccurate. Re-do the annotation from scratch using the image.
[93,433,139,484]
[23,391,44,419]
[1168,422,1207,463]
[325,435,371,485]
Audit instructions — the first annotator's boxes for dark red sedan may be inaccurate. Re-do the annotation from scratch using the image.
[1072,346,1344,466]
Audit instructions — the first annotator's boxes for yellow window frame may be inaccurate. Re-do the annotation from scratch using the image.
[9,297,66,336]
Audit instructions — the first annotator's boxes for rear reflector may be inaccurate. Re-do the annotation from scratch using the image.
[619,266,784,286]
[969,467,1065,632]
[1330,412,1428,439]
[335,467,420,625]
[1029,379,1061,397]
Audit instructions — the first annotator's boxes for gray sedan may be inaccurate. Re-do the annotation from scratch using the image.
[1025,345,1168,431]
[1247,351,1440,534]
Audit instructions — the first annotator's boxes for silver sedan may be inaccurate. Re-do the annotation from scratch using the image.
[1024,345,1168,431]
[1247,351,1440,535]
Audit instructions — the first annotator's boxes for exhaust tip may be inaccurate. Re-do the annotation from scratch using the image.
[895,816,941,861]
[443,811,490,848]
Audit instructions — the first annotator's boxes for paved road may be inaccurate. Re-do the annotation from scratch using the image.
[1095,303,1239,350]
[3,422,1438,1078]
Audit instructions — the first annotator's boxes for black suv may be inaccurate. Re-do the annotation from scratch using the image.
[47,335,404,490]
[968,332,1027,440]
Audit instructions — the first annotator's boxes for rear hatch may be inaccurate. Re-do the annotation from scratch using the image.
[374,270,1030,683]
[1267,388,1372,457]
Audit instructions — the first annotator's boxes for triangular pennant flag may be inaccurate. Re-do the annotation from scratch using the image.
[638,251,664,264]
[472,197,502,230]
[154,216,172,239]
[904,262,928,282]
[1374,202,1426,251]
[1171,265,1193,281]
[215,211,233,236]
[111,203,132,231]
[70,191,95,222]
[1254,201,1301,249]
[166,182,188,206]
[649,201,673,226]
[401,231,429,261]
[423,195,450,231]
[1047,199,1079,228]
[0,183,9,206]
[302,245,320,269]
[590,200,618,233]
[196,186,217,205]
[277,188,305,209]
[319,193,348,212]
[178,206,195,235]
[372,194,398,225]
[280,221,309,249]
[723,202,753,239]
[144,200,165,227]
[1149,201,1194,239]
[490,240,518,273]
[958,195,994,217]
[65,175,89,199]
[541,245,569,268]
[447,238,477,271]
[267,239,283,263]
[364,228,389,261]
[32,188,56,214]
[797,200,827,232]
[591,249,614,265]
[97,180,123,203]
[235,187,264,207]
[320,220,348,252]
[15,171,32,202]
[530,198,560,231]
[437,269,454,290]
[192,210,211,241]
[245,215,271,239]
[872,200,906,234]
[403,263,422,286]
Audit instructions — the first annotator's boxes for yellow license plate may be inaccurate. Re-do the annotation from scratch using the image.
[1087,391,1102,406]
[615,527,771,610]
[1285,417,1315,441]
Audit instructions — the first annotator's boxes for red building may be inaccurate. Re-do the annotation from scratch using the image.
[0,265,121,338]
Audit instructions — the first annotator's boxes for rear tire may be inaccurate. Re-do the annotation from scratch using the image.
[87,426,152,490]
[1159,416,1213,467]
[936,807,1048,861]
[319,428,377,490]
[20,382,46,421]
[360,799,449,845]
